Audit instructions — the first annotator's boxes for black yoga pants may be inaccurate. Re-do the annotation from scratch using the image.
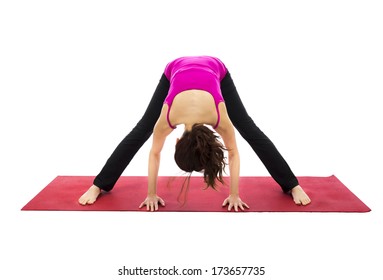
[93,71,299,193]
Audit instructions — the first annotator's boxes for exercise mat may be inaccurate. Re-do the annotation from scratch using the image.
[22,175,370,212]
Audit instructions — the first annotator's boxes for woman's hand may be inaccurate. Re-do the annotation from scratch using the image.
[222,194,249,212]
[139,194,165,211]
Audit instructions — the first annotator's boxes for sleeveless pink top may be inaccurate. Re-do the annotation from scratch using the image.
[164,56,228,129]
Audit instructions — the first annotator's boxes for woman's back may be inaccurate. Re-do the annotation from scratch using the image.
[166,89,220,130]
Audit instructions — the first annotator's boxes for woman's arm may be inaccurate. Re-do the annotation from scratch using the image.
[215,103,249,211]
[215,103,240,194]
[139,105,173,211]
[147,112,172,195]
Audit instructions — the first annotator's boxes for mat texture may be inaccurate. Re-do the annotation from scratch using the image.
[22,175,370,212]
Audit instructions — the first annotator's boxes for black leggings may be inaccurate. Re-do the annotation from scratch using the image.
[93,72,299,193]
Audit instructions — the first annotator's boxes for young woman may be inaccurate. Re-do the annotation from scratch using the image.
[79,56,311,211]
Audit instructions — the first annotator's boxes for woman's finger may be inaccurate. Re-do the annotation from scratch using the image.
[158,197,165,206]
[222,198,229,207]
[150,202,155,212]
[239,203,245,211]
[227,203,232,211]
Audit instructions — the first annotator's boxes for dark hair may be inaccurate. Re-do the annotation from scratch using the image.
[174,124,227,190]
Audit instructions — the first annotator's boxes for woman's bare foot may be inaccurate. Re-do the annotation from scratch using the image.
[78,185,102,205]
[290,185,311,205]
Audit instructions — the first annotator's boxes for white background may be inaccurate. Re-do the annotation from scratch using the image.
[1,1,382,279]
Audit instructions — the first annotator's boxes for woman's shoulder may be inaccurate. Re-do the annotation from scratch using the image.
[153,104,174,133]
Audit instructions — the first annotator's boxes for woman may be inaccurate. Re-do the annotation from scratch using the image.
[79,56,311,211]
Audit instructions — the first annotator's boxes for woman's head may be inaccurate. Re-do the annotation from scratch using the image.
[174,124,227,189]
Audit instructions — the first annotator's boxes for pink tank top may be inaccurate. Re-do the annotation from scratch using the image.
[164,56,228,129]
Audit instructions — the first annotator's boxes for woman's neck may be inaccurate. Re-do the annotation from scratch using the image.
[184,123,193,132]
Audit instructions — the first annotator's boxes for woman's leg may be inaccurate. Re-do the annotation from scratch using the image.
[93,74,170,191]
[220,71,298,193]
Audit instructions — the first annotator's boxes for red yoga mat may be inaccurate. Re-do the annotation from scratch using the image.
[21,175,370,212]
